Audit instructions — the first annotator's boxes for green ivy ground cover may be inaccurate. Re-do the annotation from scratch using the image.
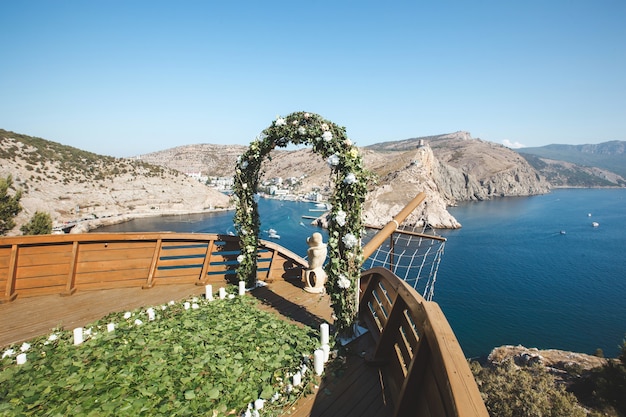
[0,291,320,416]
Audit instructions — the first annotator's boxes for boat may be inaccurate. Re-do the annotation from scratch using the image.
[592,222,599,227]
[268,228,280,239]
[560,230,566,235]
[0,193,488,417]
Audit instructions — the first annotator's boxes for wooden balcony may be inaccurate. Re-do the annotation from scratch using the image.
[0,232,487,417]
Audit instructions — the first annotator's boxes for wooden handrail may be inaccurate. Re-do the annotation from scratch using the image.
[0,233,306,302]
[362,192,427,258]
[359,267,489,417]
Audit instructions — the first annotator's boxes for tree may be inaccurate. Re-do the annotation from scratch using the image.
[0,175,23,235]
[21,211,53,235]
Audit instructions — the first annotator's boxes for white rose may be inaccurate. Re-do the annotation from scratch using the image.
[343,173,357,185]
[327,154,340,167]
[338,274,351,289]
[297,126,306,135]
[322,131,333,142]
[335,210,347,227]
[275,117,286,126]
[342,233,358,249]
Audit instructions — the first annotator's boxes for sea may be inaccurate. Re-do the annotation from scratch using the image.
[95,189,626,359]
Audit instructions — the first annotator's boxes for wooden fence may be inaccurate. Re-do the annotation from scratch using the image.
[360,267,489,417]
[0,233,306,303]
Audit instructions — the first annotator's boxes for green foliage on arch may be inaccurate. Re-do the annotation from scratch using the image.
[233,111,370,336]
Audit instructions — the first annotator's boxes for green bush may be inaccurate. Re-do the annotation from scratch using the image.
[471,359,586,417]
[20,211,53,235]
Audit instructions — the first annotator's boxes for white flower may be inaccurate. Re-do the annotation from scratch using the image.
[20,342,31,352]
[2,349,15,358]
[192,303,200,309]
[123,312,132,319]
[297,126,306,135]
[241,161,249,169]
[321,123,329,131]
[345,138,352,146]
[338,274,351,289]
[335,210,347,227]
[343,172,357,185]
[168,300,175,305]
[275,117,286,126]
[134,319,143,326]
[48,334,58,342]
[237,254,245,263]
[322,131,333,142]
[161,305,167,310]
[184,302,191,310]
[342,233,358,249]
[326,154,340,167]
[271,392,281,402]
[242,183,248,190]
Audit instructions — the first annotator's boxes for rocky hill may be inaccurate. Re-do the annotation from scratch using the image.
[518,141,626,179]
[139,132,550,228]
[0,129,232,235]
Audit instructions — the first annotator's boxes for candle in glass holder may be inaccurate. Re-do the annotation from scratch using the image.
[293,371,302,386]
[320,323,329,345]
[73,327,83,345]
[314,349,324,375]
[238,281,245,296]
[219,287,226,299]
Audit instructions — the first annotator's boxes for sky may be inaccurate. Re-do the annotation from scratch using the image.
[1,1,625,157]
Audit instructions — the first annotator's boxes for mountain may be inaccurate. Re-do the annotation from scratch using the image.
[1,128,551,232]
[0,129,232,235]
[141,131,549,228]
[516,141,626,187]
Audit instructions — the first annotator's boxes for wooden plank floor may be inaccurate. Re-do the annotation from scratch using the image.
[0,276,392,416]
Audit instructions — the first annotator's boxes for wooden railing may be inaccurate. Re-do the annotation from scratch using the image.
[0,233,306,302]
[360,267,489,417]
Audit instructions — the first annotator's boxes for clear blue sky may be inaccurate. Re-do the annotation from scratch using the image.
[1,1,624,157]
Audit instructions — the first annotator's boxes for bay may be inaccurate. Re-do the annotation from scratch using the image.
[96,189,626,358]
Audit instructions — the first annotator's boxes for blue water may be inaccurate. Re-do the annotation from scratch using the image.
[96,190,626,358]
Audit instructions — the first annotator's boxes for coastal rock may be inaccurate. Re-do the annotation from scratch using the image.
[488,345,606,370]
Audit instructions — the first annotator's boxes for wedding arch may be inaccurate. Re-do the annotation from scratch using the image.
[233,111,369,336]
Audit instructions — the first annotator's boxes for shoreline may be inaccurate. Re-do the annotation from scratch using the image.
[66,206,234,234]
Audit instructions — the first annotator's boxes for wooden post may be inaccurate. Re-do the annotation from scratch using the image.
[143,238,163,289]
[362,192,426,259]
[197,238,215,285]
[62,241,79,296]
[2,244,19,302]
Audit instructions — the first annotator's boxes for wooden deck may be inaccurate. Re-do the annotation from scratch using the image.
[0,275,392,417]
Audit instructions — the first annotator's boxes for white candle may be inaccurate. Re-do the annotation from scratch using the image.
[73,327,83,345]
[147,308,155,321]
[320,323,329,345]
[292,371,302,386]
[184,302,190,310]
[107,323,115,332]
[238,281,245,296]
[205,284,214,301]
[219,287,226,299]
[16,353,27,365]
[314,349,324,375]
[321,344,330,363]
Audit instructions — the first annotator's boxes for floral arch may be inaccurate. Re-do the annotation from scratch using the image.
[233,111,369,336]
